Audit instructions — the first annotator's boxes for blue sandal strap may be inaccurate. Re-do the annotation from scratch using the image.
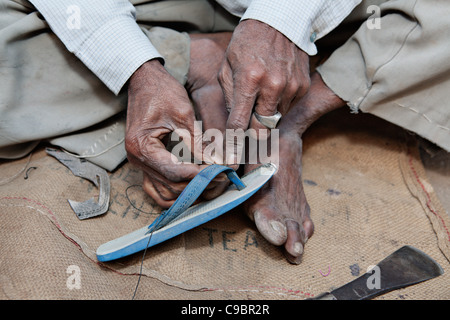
[147,164,246,233]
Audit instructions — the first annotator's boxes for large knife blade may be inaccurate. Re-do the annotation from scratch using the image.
[310,246,444,300]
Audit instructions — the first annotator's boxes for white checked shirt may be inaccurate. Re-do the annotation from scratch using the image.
[29,0,361,95]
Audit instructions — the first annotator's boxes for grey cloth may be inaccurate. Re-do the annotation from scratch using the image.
[0,0,238,171]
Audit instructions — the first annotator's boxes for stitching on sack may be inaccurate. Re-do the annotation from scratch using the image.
[0,196,129,274]
[407,154,450,242]
[0,196,86,250]
[0,197,316,298]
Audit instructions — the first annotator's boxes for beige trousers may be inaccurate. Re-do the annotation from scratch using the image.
[0,0,238,171]
[1,0,449,172]
[317,0,450,152]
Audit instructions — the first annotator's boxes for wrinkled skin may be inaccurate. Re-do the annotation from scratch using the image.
[218,19,310,160]
[186,29,344,263]
[243,73,345,263]
[125,22,345,263]
[126,59,206,208]
[126,33,233,208]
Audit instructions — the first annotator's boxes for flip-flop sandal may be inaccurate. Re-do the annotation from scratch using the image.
[96,163,277,262]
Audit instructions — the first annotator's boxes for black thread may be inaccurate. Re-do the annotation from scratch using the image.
[24,167,37,179]
[124,184,162,300]
[125,184,159,216]
[131,214,163,300]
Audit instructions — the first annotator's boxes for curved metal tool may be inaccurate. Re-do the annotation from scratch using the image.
[46,148,110,220]
[309,245,444,300]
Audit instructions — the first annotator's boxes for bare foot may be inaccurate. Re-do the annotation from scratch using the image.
[244,132,313,264]
[244,73,346,264]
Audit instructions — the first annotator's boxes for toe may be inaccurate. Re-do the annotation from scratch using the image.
[253,209,287,246]
[283,219,306,264]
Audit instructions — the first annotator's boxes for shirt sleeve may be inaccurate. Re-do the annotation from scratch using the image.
[29,0,163,95]
[216,0,362,55]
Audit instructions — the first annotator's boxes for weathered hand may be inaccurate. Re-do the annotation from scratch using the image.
[126,59,206,208]
[219,19,310,164]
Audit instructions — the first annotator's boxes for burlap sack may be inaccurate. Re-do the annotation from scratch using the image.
[1,109,449,300]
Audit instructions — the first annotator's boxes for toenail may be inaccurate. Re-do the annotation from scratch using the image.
[270,221,286,233]
[293,242,304,255]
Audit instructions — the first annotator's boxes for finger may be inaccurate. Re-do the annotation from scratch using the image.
[254,73,286,117]
[143,162,228,207]
[201,181,230,200]
[224,77,259,166]
[192,83,228,133]
[226,68,259,132]
[202,135,225,165]
[248,74,287,139]
[201,173,231,200]
[150,164,222,194]
[278,78,301,115]
[146,167,190,193]
[142,174,176,208]
[218,61,234,114]
[190,80,228,165]
[171,112,204,166]
[144,138,203,183]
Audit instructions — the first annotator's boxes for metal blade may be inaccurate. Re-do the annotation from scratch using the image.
[46,148,111,220]
[312,246,444,300]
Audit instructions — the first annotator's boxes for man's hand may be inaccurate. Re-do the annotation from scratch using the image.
[219,19,310,163]
[126,59,205,208]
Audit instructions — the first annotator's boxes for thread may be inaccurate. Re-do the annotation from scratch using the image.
[24,166,37,180]
[0,153,32,185]
[61,138,124,159]
[125,184,162,299]
[125,184,159,216]
[131,213,164,300]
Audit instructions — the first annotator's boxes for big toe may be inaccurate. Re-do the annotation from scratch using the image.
[253,209,287,246]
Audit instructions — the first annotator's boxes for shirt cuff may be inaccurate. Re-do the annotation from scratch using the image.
[241,1,320,55]
[75,16,163,95]
[241,0,360,56]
